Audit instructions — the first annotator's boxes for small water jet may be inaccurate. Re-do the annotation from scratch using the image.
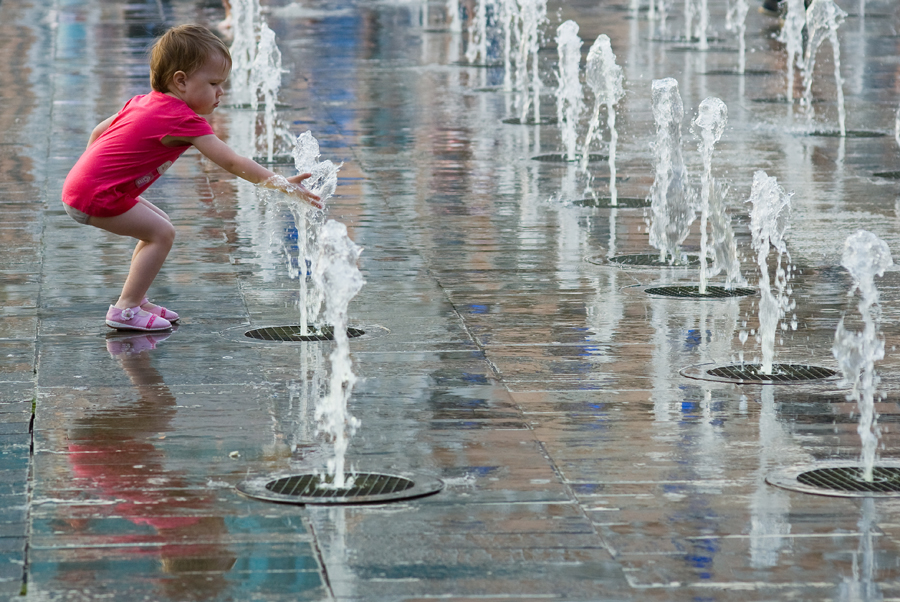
[648,78,696,265]
[311,220,365,488]
[833,230,893,482]
[582,35,625,204]
[802,0,848,136]
[555,20,584,162]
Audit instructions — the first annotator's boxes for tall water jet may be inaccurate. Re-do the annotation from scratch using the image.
[250,24,286,162]
[894,104,900,149]
[696,0,709,49]
[465,0,494,64]
[683,0,694,42]
[555,20,584,162]
[582,35,625,204]
[747,171,793,374]
[726,0,749,74]
[499,0,515,91]
[691,97,728,293]
[648,78,695,264]
[229,0,262,106]
[312,220,365,488]
[289,131,341,334]
[229,0,291,159]
[448,0,462,32]
[802,0,847,135]
[779,0,806,103]
[652,0,666,38]
[833,230,893,482]
[514,0,547,124]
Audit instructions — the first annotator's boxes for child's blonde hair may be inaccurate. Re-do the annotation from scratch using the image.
[150,24,231,93]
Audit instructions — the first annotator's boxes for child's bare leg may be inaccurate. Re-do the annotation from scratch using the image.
[89,201,176,309]
[130,196,172,264]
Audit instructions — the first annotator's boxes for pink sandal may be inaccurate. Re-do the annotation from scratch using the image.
[106,305,172,332]
[140,298,179,322]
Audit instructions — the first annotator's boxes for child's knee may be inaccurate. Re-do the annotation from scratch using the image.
[158,221,176,246]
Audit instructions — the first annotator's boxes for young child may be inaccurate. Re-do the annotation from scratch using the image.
[62,24,321,332]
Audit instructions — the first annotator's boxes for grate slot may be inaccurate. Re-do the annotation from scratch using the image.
[644,285,756,298]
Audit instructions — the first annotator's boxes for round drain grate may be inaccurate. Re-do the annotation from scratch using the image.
[244,325,365,342]
[767,461,900,498]
[707,363,837,382]
[237,472,444,505]
[644,285,756,298]
[572,197,649,208]
[681,362,839,384]
[532,153,608,163]
[608,254,700,267]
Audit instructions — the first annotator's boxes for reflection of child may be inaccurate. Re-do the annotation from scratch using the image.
[759,0,811,17]
[759,0,781,16]
[62,24,320,332]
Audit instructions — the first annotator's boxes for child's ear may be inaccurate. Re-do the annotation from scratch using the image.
[170,70,187,91]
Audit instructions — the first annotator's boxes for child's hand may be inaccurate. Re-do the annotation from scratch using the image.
[287,173,323,209]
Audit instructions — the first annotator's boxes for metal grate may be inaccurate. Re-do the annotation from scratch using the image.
[767,461,900,498]
[805,130,886,138]
[573,198,650,209]
[268,473,413,497]
[223,102,292,111]
[532,153,608,163]
[644,285,756,298]
[797,466,900,494]
[704,69,777,76]
[244,325,366,342]
[707,363,837,382]
[237,472,444,505]
[502,117,557,125]
[252,155,295,165]
[610,254,699,266]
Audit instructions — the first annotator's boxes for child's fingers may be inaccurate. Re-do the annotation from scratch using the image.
[287,172,314,186]
[285,173,323,208]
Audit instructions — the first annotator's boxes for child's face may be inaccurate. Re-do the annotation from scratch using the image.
[178,53,230,115]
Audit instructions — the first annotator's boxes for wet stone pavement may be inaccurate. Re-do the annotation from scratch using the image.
[4,0,900,599]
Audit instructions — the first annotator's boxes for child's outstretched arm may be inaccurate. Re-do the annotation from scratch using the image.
[186,134,323,209]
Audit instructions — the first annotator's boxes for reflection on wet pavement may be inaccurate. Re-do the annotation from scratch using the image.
[3,0,900,598]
